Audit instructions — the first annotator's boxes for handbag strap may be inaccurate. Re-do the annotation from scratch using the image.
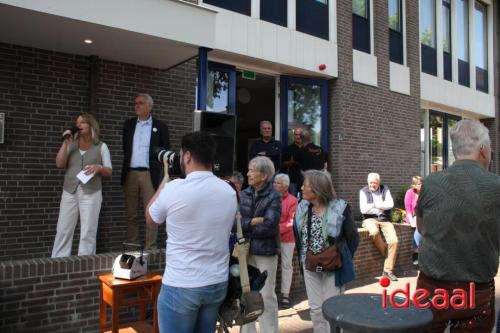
[235,209,252,294]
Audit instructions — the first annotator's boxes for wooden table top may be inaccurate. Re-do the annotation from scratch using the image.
[98,272,162,288]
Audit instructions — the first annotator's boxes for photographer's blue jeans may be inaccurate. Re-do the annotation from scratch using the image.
[157,281,227,333]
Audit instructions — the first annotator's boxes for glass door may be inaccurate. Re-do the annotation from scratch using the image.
[280,76,328,149]
[428,111,461,173]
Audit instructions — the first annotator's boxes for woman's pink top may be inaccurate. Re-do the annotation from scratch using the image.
[280,192,298,243]
[404,188,419,224]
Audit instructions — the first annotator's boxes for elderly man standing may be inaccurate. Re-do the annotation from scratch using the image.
[121,93,169,250]
[249,120,282,172]
[360,173,398,281]
[296,128,328,171]
[282,127,304,196]
[416,120,500,333]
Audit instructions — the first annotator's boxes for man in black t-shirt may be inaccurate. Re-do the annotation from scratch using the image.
[281,127,304,196]
[249,120,282,171]
[296,129,327,171]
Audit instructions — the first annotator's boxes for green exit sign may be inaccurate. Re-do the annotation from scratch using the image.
[242,70,256,80]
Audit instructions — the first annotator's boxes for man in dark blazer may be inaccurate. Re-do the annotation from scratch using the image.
[121,93,169,249]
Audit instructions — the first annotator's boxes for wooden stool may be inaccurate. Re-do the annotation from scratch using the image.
[98,272,162,333]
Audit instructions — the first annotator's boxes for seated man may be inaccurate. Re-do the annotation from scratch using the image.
[359,173,399,281]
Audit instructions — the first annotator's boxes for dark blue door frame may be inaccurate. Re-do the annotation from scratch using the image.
[280,76,328,149]
[197,47,209,111]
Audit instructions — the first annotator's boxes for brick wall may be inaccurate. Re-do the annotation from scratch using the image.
[330,0,421,215]
[0,224,415,332]
[0,251,166,333]
[0,43,196,260]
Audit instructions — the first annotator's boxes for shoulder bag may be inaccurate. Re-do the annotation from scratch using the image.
[305,204,343,273]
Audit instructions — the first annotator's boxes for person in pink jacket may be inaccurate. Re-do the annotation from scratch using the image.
[404,175,422,265]
[273,173,298,308]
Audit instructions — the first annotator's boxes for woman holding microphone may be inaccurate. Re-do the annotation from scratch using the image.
[52,112,112,257]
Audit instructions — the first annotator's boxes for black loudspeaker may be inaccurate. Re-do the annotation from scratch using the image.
[193,111,236,177]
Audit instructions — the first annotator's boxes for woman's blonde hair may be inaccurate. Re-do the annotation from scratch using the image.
[411,176,422,187]
[303,170,336,205]
[75,112,101,145]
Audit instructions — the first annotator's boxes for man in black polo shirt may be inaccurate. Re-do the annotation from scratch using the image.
[296,128,327,171]
[249,120,282,171]
[416,120,500,332]
[281,127,304,196]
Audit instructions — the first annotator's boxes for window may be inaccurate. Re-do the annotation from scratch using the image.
[420,0,437,75]
[475,1,488,93]
[203,0,251,16]
[353,0,367,17]
[297,0,329,40]
[206,62,236,113]
[389,0,403,64]
[280,77,328,149]
[260,0,287,27]
[442,0,452,81]
[429,112,461,173]
[353,0,370,53]
[457,0,470,86]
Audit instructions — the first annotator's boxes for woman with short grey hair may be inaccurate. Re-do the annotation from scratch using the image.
[294,170,359,333]
[273,173,298,308]
[240,156,281,333]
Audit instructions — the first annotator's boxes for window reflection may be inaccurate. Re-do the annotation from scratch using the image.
[430,114,443,173]
[353,0,368,18]
[207,70,229,112]
[287,83,322,146]
[420,0,436,47]
[457,0,469,61]
[447,118,458,166]
[388,0,401,32]
[443,0,451,53]
[474,1,487,70]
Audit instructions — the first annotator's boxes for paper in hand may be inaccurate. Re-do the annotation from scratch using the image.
[77,170,95,184]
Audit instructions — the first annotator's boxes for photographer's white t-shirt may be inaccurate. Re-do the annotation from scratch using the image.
[149,171,237,288]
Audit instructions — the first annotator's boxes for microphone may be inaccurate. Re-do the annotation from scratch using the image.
[62,126,79,141]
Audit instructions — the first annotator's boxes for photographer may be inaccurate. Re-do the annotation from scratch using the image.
[52,112,112,257]
[146,132,237,333]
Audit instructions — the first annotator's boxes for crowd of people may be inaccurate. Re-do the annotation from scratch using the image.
[52,93,500,333]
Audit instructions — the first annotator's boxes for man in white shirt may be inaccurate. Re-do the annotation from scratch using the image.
[146,131,237,333]
[359,173,399,281]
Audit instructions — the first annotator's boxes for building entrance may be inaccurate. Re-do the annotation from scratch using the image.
[234,72,277,178]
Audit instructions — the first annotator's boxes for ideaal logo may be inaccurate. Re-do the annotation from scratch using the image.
[379,276,475,309]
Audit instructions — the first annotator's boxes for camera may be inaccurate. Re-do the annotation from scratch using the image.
[152,147,182,176]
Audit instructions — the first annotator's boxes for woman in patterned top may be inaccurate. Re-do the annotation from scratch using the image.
[293,170,359,333]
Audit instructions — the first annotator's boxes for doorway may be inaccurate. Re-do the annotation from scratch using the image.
[234,72,276,176]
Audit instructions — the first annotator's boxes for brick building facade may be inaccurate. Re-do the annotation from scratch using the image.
[0,44,197,260]
[0,0,498,331]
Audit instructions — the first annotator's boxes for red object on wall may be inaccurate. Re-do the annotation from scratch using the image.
[319,64,327,71]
